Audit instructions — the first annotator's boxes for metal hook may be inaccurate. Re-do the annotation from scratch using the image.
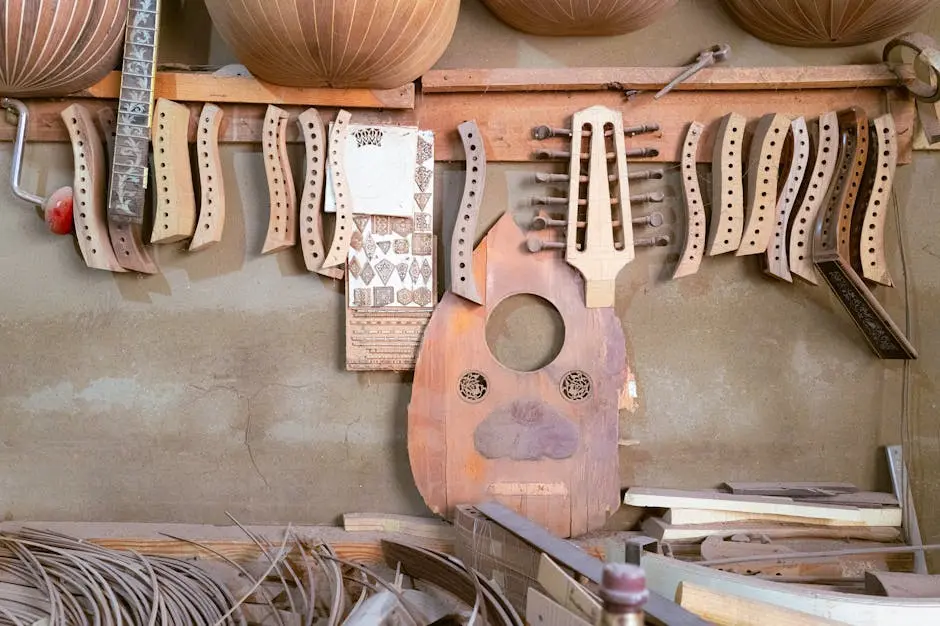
[2,98,45,206]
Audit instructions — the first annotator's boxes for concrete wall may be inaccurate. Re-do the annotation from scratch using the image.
[0,1,937,549]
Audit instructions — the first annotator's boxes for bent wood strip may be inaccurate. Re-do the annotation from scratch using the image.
[97,107,159,274]
[674,122,706,278]
[421,65,910,93]
[677,582,842,626]
[260,105,296,254]
[708,113,746,255]
[190,103,225,252]
[321,110,353,269]
[836,113,870,265]
[764,117,810,282]
[737,113,790,256]
[789,112,839,284]
[60,104,125,272]
[859,114,898,286]
[74,71,416,110]
[151,98,196,244]
[297,109,343,278]
[451,120,486,304]
[641,517,901,543]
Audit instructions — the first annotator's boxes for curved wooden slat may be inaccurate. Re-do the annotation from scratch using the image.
[708,113,745,256]
[451,120,486,304]
[151,98,197,244]
[296,108,343,278]
[60,104,125,272]
[858,114,897,286]
[190,103,226,252]
[836,114,869,265]
[737,113,790,256]
[674,121,705,279]
[97,107,159,274]
[260,105,296,254]
[321,110,353,269]
[789,112,839,285]
[764,117,810,282]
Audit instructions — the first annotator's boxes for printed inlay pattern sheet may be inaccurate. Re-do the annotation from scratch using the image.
[97,107,158,274]
[737,113,790,256]
[409,213,626,538]
[451,120,485,304]
[151,98,196,244]
[297,108,343,278]
[61,104,125,272]
[261,105,296,254]
[674,121,705,279]
[789,111,839,285]
[764,117,810,282]
[190,103,225,252]
[708,112,745,255]
[858,114,897,287]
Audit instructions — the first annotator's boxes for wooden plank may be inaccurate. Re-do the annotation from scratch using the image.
[641,517,902,543]
[342,513,454,543]
[2,89,915,166]
[864,572,940,598]
[677,582,842,626]
[723,482,860,497]
[72,71,416,110]
[537,555,601,624]
[666,508,880,527]
[422,65,911,93]
[526,588,592,626]
[643,552,940,626]
[625,488,901,526]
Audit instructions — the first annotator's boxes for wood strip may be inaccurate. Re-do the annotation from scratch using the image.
[789,112,840,285]
[664,509,890,527]
[764,117,810,282]
[537,555,601,623]
[723,482,859,497]
[641,517,901,543]
[674,121,706,278]
[737,113,791,256]
[260,105,295,254]
[708,113,746,255]
[321,110,353,269]
[421,65,910,93]
[73,71,416,110]
[342,513,454,543]
[677,582,842,625]
[451,120,485,304]
[190,103,225,252]
[296,108,342,278]
[60,104,125,272]
[2,89,915,166]
[151,98,196,244]
[858,114,897,286]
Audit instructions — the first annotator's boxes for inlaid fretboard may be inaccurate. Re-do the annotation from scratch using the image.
[108,0,161,223]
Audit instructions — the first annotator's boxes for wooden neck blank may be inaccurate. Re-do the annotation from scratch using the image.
[564,105,633,308]
[789,111,839,285]
[708,112,745,256]
[321,110,354,270]
[764,117,810,282]
[261,105,296,254]
[97,107,159,274]
[451,120,486,305]
[673,121,705,279]
[296,108,343,278]
[858,114,897,287]
[737,113,790,256]
[190,103,226,252]
[61,104,125,272]
[151,98,196,244]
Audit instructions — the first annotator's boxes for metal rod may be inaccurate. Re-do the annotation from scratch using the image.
[533,123,660,140]
[2,98,45,206]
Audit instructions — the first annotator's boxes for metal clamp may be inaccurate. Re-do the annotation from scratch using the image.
[2,98,45,207]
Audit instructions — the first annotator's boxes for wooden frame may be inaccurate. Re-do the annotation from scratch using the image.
[260,105,296,255]
[858,114,898,286]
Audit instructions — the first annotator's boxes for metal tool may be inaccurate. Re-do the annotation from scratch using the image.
[654,44,731,100]
[533,123,660,140]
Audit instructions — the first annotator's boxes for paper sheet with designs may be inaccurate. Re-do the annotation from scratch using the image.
[326,127,435,308]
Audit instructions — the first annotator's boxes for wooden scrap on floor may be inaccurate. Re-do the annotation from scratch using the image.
[342,513,454,542]
[526,587,592,626]
[677,581,842,626]
[641,517,902,543]
[665,508,876,527]
[722,482,860,497]
[865,571,940,598]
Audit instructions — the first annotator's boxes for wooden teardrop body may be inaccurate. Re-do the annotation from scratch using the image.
[0,0,128,96]
[481,0,677,36]
[203,0,459,89]
[721,0,939,47]
[408,213,627,538]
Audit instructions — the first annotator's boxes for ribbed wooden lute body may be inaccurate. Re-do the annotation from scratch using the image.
[203,0,460,89]
[722,0,939,47]
[480,0,678,36]
[0,0,128,96]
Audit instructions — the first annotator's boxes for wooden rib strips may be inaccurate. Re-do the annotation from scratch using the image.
[480,0,677,35]
[190,104,226,252]
[202,0,460,89]
[451,121,486,304]
[321,110,353,269]
[298,108,343,278]
[859,114,898,287]
[261,105,296,254]
[0,0,128,96]
[764,117,810,282]
[151,99,197,244]
[789,112,839,284]
[708,113,745,255]
[674,121,705,279]
[61,104,124,272]
[737,113,790,256]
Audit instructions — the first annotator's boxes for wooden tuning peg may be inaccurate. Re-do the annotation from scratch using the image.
[635,235,671,247]
[526,237,566,253]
